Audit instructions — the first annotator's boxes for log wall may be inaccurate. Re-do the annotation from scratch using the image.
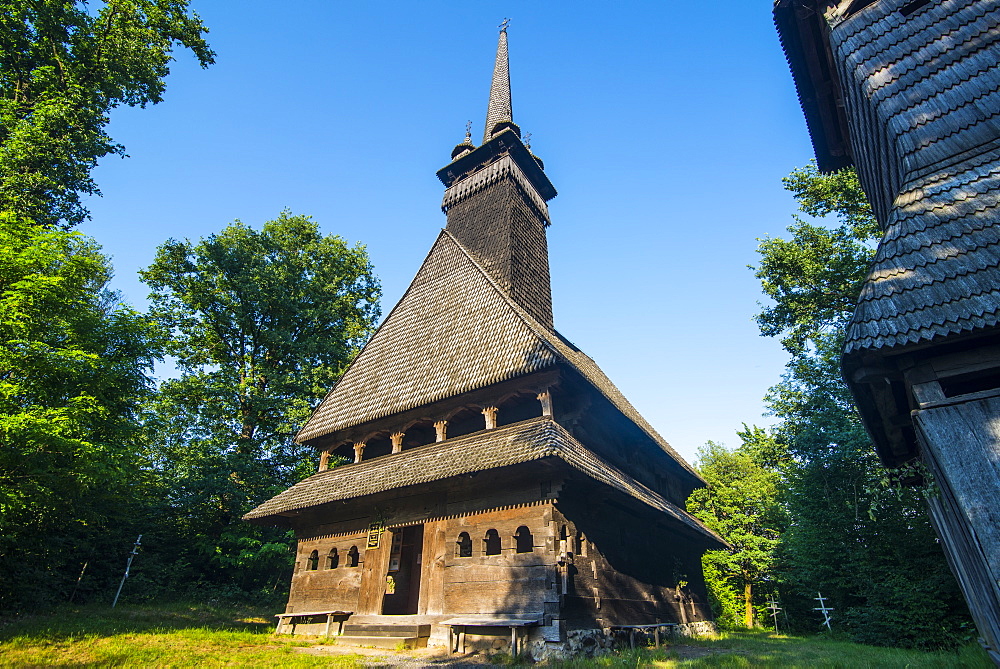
[556,487,712,629]
[283,462,713,635]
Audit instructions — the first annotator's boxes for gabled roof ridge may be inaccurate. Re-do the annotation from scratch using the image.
[296,230,562,443]
[441,228,559,347]
[444,230,701,482]
[295,230,457,443]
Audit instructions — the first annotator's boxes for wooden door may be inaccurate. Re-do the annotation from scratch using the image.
[382,525,424,615]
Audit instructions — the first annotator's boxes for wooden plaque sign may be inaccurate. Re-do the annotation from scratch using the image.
[366,522,383,549]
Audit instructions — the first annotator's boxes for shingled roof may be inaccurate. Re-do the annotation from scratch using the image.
[829,0,1000,353]
[774,0,1000,354]
[295,229,699,479]
[296,230,558,441]
[846,147,1000,353]
[247,417,723,546]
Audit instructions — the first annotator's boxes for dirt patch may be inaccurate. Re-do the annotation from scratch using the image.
[296,644,505,668]
[295,642,742,667]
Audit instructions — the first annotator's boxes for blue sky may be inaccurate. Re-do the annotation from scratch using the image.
[82,1,820,465]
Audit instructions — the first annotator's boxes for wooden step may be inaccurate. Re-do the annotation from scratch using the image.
[341,623,430,637]
[333,635,428,649]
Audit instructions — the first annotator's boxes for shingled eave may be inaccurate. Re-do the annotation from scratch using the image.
[773,0,854,173]
[247,417,724,547]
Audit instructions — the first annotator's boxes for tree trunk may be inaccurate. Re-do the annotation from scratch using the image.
[744,581,753,628]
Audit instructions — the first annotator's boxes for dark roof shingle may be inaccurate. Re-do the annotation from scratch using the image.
[296,230,699,479]
[846,150,1000,352]
[296,231,559,441]
[246,417,722,545]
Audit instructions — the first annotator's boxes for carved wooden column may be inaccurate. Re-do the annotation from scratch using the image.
[482,406,498,430]
[353,442,366,463]
[434,420,448,442]
[537,390,553,417]
[391,432,404,454]
[318,449,331,472]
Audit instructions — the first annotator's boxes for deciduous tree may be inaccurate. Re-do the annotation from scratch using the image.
[688,428,786,629]
[139,211,380,592]
[0,214,162,608]
[752,164,971,648]
[0,0,214,227]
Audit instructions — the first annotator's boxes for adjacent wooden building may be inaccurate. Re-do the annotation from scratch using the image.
[774,1,1000,663]
[244,27,723,657]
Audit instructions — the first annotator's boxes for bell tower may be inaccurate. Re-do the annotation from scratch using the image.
[436,24,558,329]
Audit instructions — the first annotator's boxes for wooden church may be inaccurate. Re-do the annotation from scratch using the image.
[774,0,1000,663]
[245,26,723,656]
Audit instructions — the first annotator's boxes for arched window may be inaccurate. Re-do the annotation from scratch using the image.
[515,526,534,553]
[326,548,339,569]
[577,532,587,557]
[307,549,319,570]
[484,529,501,556]
[456,532,472,558]
[347,545,360,567]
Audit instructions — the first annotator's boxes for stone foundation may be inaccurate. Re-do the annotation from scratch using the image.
[524,621,718,661]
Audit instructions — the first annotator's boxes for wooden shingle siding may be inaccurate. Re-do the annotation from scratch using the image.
[445,174,554,328]
[846,144,1000,351]
[442,153,550,223]
[828,0,1000,228]
[820,0,1000,353]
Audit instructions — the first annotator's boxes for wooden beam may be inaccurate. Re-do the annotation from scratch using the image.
[911,381,946,407]
[482,406,498,430]
[302,369,562,448]
[537,389,553,417]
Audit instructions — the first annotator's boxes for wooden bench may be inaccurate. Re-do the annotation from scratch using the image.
[440,616,540,655]
[274,610,352,637]
[609,623,678,649]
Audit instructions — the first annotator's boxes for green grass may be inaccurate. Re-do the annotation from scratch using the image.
[1,606,994,668]
[0,602,362,667]
[551,630,993,669]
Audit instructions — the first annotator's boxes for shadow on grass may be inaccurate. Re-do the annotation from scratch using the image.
[552,629,994,669]
[0,602,274,642]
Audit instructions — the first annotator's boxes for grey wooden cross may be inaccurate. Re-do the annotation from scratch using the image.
[813,592,834,631]
[766,597,782,633]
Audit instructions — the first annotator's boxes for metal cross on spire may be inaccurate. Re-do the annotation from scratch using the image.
[499,17,510,32]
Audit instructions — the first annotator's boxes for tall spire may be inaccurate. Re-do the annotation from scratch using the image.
[483,20,512,143]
